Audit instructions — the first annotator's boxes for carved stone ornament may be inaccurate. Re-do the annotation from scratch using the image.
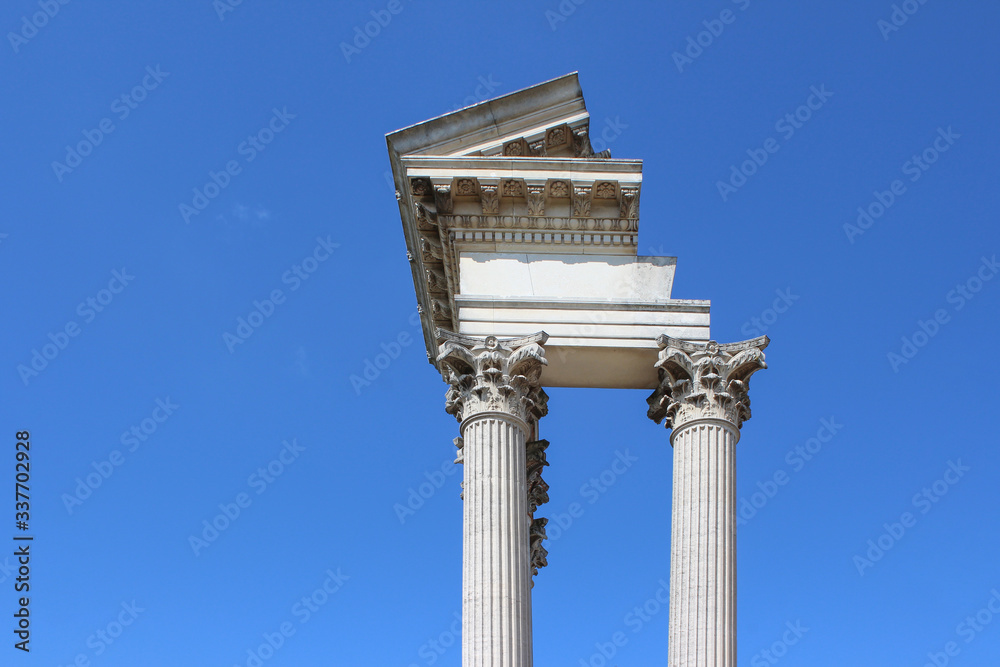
[502,179,524,197]
[479,184,499,214]
[414,202,435,231]
[595,181,617,199]
[418,234,443,261]
[503,138,529,156]
[572,125,593,157]
[526,185,546,216]
[571,185,592,217]
[410,178,431,196]
[430,298,452,321]
[647,336,769,431]
[620,187,640,219]
[455,436,465,499]
[530,517,548,579]
[456,178,476,196]
[425,266,448,292]
[434,185,453,214]
[546,125,569,150]
[436,331,549,427]
[526,439,550,515]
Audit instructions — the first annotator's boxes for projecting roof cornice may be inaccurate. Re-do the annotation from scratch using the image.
[386,72,589,159]
[385,73,704,384]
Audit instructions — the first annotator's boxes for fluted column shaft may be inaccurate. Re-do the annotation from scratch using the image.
[462,412,532,667]
[437,331,549,667]
[647,335,769,667]
[668,420,738,667]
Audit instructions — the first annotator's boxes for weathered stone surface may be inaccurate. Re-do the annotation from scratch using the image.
[647,335,768,431]
[437,332,548,667]
[648,336,768,667]
[386,73,712,391]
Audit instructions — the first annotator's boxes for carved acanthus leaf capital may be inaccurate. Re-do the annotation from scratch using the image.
[437,331,549,428]
[647,336,769,431]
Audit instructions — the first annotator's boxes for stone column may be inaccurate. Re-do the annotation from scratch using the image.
[647,336,769,667]
[437,331,549,667]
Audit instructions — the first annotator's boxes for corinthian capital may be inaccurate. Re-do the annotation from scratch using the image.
[647,336,768,431]
[436,330,549,428]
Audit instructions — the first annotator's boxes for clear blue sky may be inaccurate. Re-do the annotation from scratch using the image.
[3,1,999,665]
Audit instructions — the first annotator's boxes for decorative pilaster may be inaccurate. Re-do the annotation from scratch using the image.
[437,331,548,667]
[647,335,768,667]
